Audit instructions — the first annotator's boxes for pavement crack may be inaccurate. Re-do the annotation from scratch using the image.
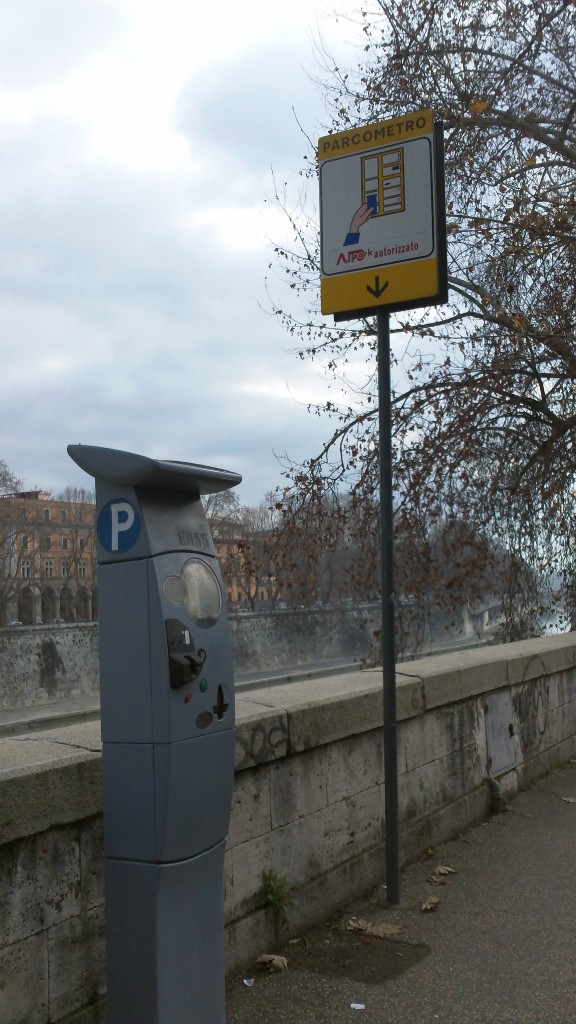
[12,735,99,753]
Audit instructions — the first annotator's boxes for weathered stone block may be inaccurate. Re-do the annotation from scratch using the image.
[270,746,328,828]
[0,753,102,845]
[0,933,48,1024]
[228,765,271,847]
[229,830,275,918]
[506,635,576,685]
[0,624,99,711]
[234,706,289,770]
[403,700,482,774]
[556,668,576,708]
[317,786,383,873]
[325,731,383,804]
[48,906,105,1022]
[224,847,235,924]
[0,826,81,947]
[399,743,484,827]
[79,817,104,911]
[230,816,325,918]
[284,680,383,753]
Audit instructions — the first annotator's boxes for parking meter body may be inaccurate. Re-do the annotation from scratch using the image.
[67,445,241,1024]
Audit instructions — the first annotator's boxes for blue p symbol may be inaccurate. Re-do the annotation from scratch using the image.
[98,499,141,553]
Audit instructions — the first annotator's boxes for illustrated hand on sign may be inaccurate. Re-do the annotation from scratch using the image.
[344,202,373,245]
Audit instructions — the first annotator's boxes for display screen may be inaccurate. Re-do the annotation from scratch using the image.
[163,558,222,628]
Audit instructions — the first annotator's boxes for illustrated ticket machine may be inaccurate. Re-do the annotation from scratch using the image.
[67,444,241,1024]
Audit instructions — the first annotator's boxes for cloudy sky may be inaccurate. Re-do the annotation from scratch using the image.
[0,0,365,505]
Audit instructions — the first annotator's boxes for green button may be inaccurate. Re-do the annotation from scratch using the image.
[199,679,208,693]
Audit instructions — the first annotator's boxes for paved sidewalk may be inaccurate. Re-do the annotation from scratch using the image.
[226,761,576,1024]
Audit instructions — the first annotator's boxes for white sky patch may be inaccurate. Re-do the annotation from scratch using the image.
[0,0,353,174]
[188,204,277,253]
[235,376,333,406]
[0,0,369,505]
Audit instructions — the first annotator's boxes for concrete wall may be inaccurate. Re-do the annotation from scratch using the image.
[1,634,576,1024]
[0,608,380,711]
[0,624,100,709]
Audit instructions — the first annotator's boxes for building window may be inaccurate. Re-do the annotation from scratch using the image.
[78,560,86,579]
[62,536,69,551]
[44,560,54,578]
[21,560,31,578]
[44,534,52,551]
[43,508,50,522]
[61,509,68,523]
[20,507,27,521]
[79,537,86,551]
[22,534,29,549]
[62,561,70,578]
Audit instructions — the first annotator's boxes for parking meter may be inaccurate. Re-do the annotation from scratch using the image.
[67,444,241,1024]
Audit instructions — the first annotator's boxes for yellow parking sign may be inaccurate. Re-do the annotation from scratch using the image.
[318,110,447,320]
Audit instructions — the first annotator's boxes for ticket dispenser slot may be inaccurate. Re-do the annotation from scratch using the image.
[165,618,205,688]
[67,444,241,1024]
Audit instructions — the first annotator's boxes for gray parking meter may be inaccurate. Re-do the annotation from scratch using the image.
[67,444,241,1024]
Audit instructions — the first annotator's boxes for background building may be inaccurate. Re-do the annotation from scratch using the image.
[0,494,281,624]
[211,519,280,611]
[0,491,97,625]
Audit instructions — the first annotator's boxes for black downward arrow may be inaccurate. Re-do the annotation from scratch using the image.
[366,275,389,299]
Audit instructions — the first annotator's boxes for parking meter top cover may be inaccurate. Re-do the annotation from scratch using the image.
[68,444,242,563]
[67,444,242,496]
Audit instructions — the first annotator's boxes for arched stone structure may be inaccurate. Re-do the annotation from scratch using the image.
[41,587,59,624]
[18,585,42,625]
[60,585,76,623]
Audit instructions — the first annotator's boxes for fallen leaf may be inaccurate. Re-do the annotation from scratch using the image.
[256,954,288,972]
[347,917,402,937]
[435,864,456,875]
[368,922,403,938]
[347,917,371,932]
[561,797,576,803]
[427,874,447,885]
[421,895,440,912]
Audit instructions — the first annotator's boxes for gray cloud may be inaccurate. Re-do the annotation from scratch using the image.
[175,42,321,169]
[0,1,343,507]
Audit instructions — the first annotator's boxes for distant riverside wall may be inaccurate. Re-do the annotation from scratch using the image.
[1,634,576,1024]
[0,608,382,710]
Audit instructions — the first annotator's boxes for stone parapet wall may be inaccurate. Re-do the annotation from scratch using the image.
[0,624,100,709]
[1,634,576,1023]
[0,608,380,711]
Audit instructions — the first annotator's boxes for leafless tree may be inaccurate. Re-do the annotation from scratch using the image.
[268,0,576,640]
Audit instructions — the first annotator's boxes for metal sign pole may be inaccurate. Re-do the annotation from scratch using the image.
[377,308,400,905]
[317,109,448,908]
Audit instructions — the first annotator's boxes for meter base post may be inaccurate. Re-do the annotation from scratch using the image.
[105,841,227,1024]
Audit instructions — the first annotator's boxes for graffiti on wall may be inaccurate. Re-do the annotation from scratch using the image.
[512,656,550,755]
[235,715,289,770]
